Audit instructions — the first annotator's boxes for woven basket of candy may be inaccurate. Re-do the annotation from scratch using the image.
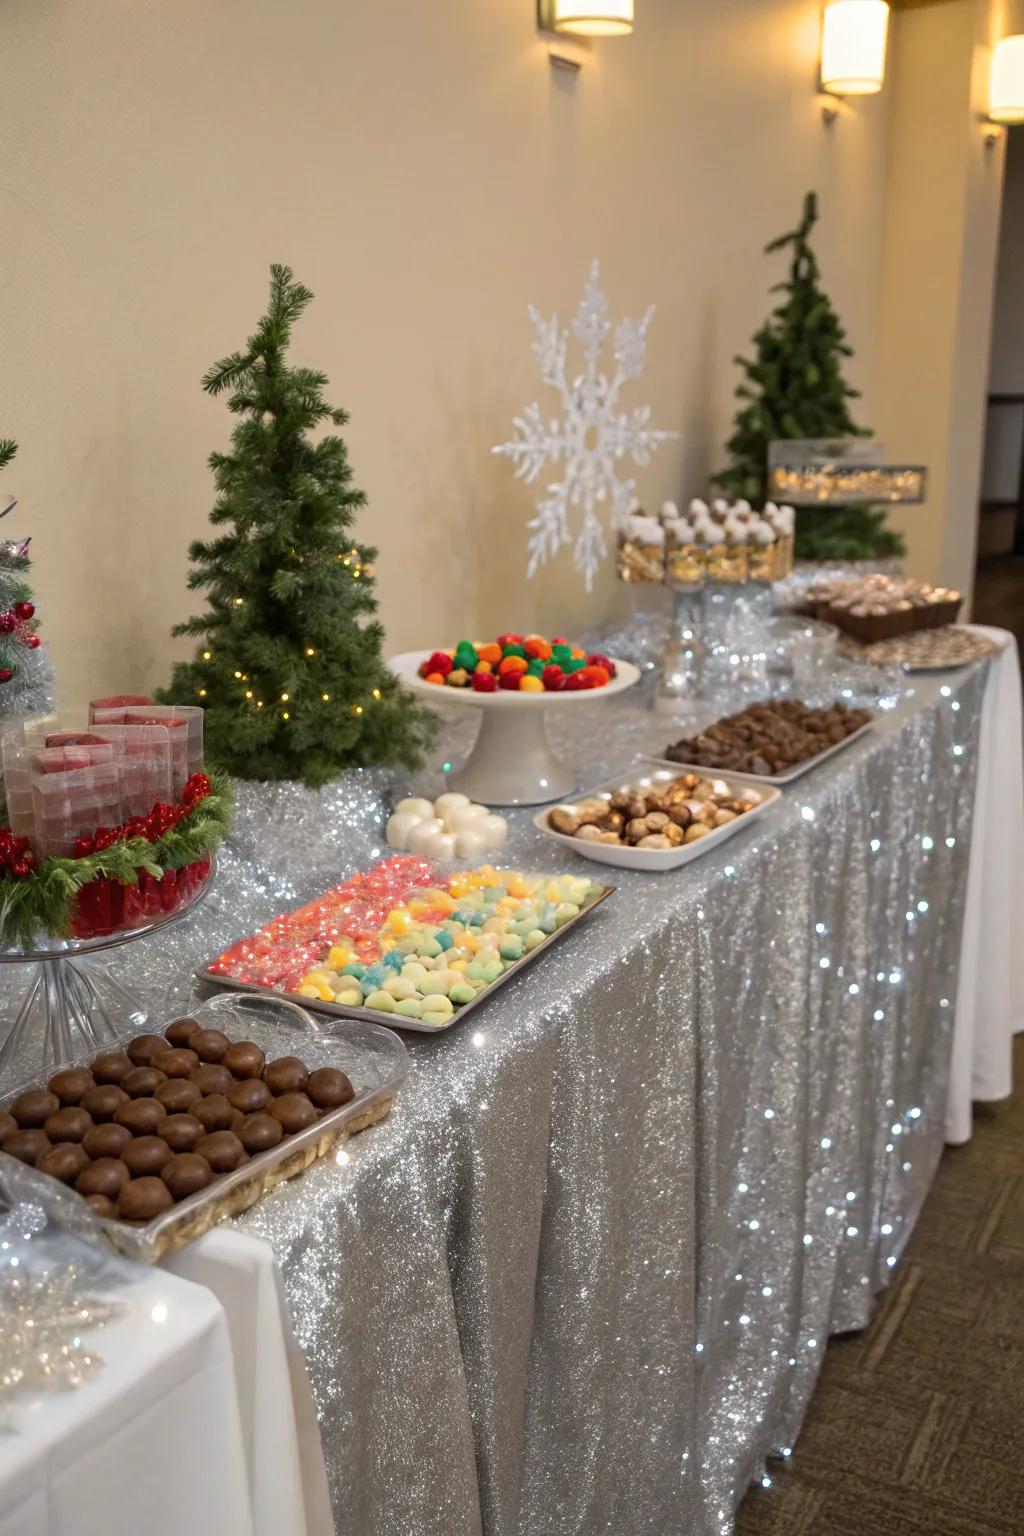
[0,698,231,950]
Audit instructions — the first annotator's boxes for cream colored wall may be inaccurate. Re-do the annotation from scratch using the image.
[874,0,1007,599]
[989,129,1024,392]
[0,0,892,711]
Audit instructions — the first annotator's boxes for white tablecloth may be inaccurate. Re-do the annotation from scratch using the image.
[948,626,1024,1142]
[0,1228,332,1536]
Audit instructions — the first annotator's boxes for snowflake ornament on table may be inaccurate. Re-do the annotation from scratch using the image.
[493,261,675,592]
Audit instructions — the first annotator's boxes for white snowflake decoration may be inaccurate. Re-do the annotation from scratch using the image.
[493,261,675,591]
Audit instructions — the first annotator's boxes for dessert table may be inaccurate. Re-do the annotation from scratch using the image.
[1,631,1020,1536]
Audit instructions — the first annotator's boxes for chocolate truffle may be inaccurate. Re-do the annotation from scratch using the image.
[76,1157,130,1200]
[194,1130,245,1172]
[122,1065,167,1098]
[117,1177,173,1221]
[91,1051,133,1086]
[307,1067,355,1110]
[268,1092,317,1135]
[227,1078,272,1115]
[83,1122,133,1160]
[162,1152,213,1199]
[161,1113,204,1153]
[164,1017,201,1048]
[114,1097,167,1136]
[0,1110,17,1142]
[47,1068,95,1105]
[37,1143,91,1185]
[263,1056,309,1095]
[153,1048,199,1080]
[123,1135,173,1177]
[191,1064,233,1097]
[11,1089,60,1128]
[43,1106,93,1144]
[189,1028,230,1064]
[3,1129,51,1166]
[155,1077,202,1113]
[223,1041,265,1080]
[192,1094,234,1133]
[81,1083,129,1121]
[126,1033,169,1066]
[237,1112,283,1154]
[84,1193,117,1219]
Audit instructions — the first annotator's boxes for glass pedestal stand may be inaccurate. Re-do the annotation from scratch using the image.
[655,584,777,716]
[0,869,213,1087]
[654,586,706,716]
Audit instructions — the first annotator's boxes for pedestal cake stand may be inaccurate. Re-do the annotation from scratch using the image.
[389,652,640,806]
[0,863,214,1084]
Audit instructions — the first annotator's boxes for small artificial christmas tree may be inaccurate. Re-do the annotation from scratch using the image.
[160,266,433,787]
[0,440,56,718]
[712,193,905,562]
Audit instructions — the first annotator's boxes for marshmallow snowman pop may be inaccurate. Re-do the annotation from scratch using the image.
[386,794,509,862]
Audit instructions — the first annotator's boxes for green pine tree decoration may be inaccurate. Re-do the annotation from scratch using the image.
[713,192,905,562]
[160,266,434,787]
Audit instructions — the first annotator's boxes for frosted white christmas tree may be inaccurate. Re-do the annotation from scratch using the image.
[493,262,674,591]
[0,442,55,721]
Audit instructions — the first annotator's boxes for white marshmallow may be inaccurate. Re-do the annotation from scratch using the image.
[395,797,435,820]
[386,811,425,850]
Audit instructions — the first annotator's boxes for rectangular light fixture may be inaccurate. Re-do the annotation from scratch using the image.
[538,0,634,37]
[989,34,1024,125]
[820,0,890,96]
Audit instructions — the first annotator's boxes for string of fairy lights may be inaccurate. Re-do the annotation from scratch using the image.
[193,547,382,722]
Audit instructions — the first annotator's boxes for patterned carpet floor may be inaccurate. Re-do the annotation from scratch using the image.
[735,1034,1024,1536]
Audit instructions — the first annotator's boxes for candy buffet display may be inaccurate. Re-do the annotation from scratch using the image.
[0,702,230,947]
[661,699,873,781]
[385,793,508,861]
[417,634,618,693]
[793,574,961,642]
[0,998,408,1261]
[201,857,610,1033]
[390,648,640,806]
[536,766,778,872]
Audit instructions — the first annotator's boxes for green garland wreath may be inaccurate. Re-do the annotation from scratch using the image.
[0,772,233,948]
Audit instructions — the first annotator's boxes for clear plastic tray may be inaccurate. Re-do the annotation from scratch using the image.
[0,992,409,1262]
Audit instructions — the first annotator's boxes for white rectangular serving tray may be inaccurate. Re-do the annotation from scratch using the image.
[197,882,614,1034]
[533,764,781,871]
[644,718,873,786]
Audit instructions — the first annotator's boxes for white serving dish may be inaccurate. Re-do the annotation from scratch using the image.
[389,650,640,806]
[533,765,781,871]
[645,719,873,785]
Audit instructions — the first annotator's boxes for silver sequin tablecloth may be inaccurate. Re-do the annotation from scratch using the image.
[0,663,987,1535]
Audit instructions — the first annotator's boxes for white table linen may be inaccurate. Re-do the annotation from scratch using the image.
[948,626,1024,1142]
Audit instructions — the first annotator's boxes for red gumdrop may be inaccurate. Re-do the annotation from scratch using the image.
[587,652,616,677]
[471,672,498,693]
[498,670,522,690]
[565,671,592,691]
[496,633,524,649]
[542,665,567,691]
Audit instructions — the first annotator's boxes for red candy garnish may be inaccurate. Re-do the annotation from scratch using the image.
[565,671,592,691]
[541,665,566,691]
[498,670,522,690]
[72,835,95,859]
[471,672,498,693]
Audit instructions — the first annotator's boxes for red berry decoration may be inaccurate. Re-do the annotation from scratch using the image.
[123,817,149,841]
[0,669,13,684]
[0,829,13,857]
[471,672,498,693]
[0,613,16,635]
[23,633,41,650]
[541,665,566,692]
[92,827,120,851]
[182,772,212,806]
[8,860,30,880]
[13,602,35,622]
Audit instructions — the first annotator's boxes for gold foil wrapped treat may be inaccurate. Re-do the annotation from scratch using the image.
[665,516,703,586]
[747,517,777,582]
[616,514,666,584]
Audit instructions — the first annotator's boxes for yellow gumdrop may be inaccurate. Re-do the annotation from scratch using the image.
[449,957,468,973]
[449,875,470,899]
[507,874,530,899]
[327,946,351,970]
[386,908,411,934]
[518,674,544,692]
[316,984,334,1002]
[298,984,320,998]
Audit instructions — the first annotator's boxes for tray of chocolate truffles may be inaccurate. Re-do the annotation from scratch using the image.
[535,765,779,870]
[0,993,408,1262]
[655,699,873,784]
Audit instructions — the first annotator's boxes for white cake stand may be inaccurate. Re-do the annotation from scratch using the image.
[389,652,640,806]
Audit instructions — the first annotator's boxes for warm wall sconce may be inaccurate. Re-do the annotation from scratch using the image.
[820,0,890,101]
[538,0,634,36]
[989,34,1024,125]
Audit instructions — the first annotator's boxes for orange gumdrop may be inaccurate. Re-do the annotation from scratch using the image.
[498,655,528,677]
[425,671,447,685]
[477,642,502,665]
[570,646,585,661]
[581,664,610,686]
[525,635,552,661]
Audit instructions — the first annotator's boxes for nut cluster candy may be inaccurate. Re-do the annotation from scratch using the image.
[664,699,872,776]
[548,773,763,849]
[1,1019,356,1224]
[418,634,617,693]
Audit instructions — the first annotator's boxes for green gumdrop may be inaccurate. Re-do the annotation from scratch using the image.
[526,658,544,677]
[481,960,503,983]
[501,643,527,661]
[551,644,572,667]
[564,656,584,673]
[395,997,424,1019]
[449,982,476,1006]
[500,936,524,961]
[454,641,479,668]
[364,989,396,1012]
[419,938,442,958]
[465,960,486,981]
[524,929,546,951]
